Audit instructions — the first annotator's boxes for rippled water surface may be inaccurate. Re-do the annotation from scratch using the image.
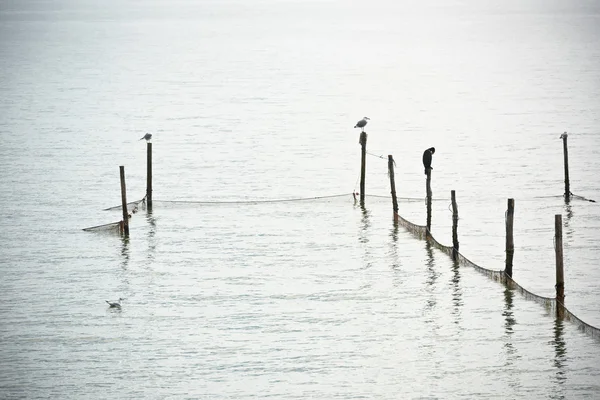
[1,0,600,398]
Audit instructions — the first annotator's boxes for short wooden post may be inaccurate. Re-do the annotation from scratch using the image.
[146,142,153,210]
[359,131,367,205]
[388,155,399,222]
[425,169,432,232]
[451,190,459,260]
[119,166,129,236]
[561,132,570,201]
[555,214,565,310]
[505,198,515,277]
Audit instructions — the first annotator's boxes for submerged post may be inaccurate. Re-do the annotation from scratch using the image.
[120,166,129,236]
[359,131,367,205]
[505,198,515,277]
[451,190,459,260]
[555,214,565,310]
[560,132,570,201]
[146,142,153,210]
[425,169,432,232]
[388,155,399,222]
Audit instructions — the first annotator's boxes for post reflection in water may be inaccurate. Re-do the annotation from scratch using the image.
[358,205,372,270]
[146,209,157,261]
[550,317,567,399]
[450,258,462,323]
[563,202,574,240]
[501,287,522,388]
[388,222,404,285]
[120,235,130,269]
[423,241,439,325]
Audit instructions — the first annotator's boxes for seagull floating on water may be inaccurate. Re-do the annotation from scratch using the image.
[106,298,124,308]
[139,133,152,141]
[354,117,370,132]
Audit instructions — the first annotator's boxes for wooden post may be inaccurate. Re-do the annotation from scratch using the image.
[120,166,129,236]
[425,168,432,232]
[555,214,565,309]
[451,190,459,260]
[388,155,398,222]
[561,132,570,201]
[146,142,153,210]
[359,131,367,205]
[505,198,515,277]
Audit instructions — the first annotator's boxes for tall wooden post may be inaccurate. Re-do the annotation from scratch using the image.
[359,131,367,205]
[505,198,515,277]
[388,155,398,222]
[120,166,129,236]
[451,190,459,260]
[561,132,570,201]
[146,142,153,210]
[425,169,432,232]
[555,214,565,310]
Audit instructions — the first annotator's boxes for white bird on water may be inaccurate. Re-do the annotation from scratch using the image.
[139,133,152,141]
[106,298,124,308]
[354,117,370,132]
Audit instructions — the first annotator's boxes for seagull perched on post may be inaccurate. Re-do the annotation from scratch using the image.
[354,117,370,132]
[106,298,124,308]
[139,133,152,141]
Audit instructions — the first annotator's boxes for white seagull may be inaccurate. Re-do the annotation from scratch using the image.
[354,117,370,132]
[106,298,124,308]
[139,133,152,141]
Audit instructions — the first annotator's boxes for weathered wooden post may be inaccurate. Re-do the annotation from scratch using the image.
[560,132,570,201]
[451,190,459,260]
[388,155,398,222]
[505,198,515,277]
[359,131,367,205]
[120,166,129,236]
[555,214,565,313]
[425,169,432,232]
[146,142,153,210]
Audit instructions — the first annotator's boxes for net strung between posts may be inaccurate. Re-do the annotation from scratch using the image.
[103,196,147,213]
[83,197,147,233]
[396,212,600,340]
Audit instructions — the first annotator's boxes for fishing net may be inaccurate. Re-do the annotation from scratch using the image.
[396,211,600,340]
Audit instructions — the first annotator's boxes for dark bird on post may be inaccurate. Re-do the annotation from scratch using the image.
[422,147,435,174]
[139,133,152,141]
[354,117,370,132]
[106,298,124,308]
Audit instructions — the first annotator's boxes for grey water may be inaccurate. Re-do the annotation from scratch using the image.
[1,0,600,398]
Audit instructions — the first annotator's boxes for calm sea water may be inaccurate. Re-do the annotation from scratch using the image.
[1,0,600,398]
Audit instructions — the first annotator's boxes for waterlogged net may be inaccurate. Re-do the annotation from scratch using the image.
[82,220,123,234]
[83,197,146,233]
[396,212,600,341]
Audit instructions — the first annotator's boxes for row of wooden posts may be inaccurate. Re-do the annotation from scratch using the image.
[118,142,153,236]
[358,130,567,311]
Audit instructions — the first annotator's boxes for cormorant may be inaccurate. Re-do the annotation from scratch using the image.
[422,147,435,174]
[139,133,152,141]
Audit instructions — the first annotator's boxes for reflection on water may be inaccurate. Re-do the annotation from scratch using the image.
[550,318,567,400]
[563,202,574,240]
[358,205,372,269]
[423,241,439,323]
[120,236,130,269]
[450,258,462,323]
[146,209,157,261]
[502,289,519,358]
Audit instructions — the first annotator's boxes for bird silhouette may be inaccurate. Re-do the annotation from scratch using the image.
[139,133,152,141]
[354,117,370,132]
[422,147,435,174]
